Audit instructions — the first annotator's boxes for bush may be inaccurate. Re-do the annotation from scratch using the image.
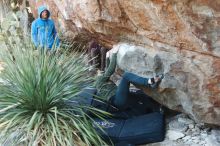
[0,38,108,146]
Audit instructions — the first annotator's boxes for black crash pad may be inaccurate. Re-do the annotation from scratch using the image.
[94,112,165,145]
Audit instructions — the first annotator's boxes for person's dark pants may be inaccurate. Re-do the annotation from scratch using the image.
[113,72,149,109]
[100,47,107,71]
[89,47,107,71]
[90,47,99,67]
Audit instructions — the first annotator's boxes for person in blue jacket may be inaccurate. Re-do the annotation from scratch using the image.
[31,6,60,49]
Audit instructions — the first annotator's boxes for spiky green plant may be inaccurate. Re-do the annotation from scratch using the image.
[0,37,109,146]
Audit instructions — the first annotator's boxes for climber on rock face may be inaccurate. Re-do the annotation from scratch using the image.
[31,6,60,49]
[95,47,164,109]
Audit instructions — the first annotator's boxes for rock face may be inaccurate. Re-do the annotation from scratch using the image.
[28,0,220,125]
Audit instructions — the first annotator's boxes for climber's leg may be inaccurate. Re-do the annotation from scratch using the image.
[112,72,164,109]
[113,72,149,108]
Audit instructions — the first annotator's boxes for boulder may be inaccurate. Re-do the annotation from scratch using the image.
[114,43,220,125]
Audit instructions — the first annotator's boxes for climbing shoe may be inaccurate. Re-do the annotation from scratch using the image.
[150,74,164,89]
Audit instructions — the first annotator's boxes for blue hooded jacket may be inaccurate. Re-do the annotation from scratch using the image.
[31,6,60,49]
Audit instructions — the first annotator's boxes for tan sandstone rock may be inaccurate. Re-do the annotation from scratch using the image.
[29,0,220,125]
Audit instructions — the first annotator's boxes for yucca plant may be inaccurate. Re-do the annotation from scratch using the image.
[0,36,109,146]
